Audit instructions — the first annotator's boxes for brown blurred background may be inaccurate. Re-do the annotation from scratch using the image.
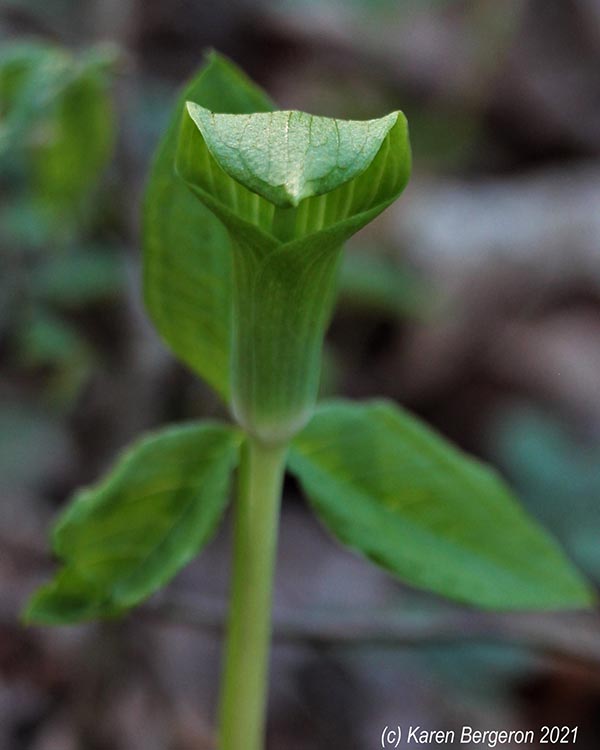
[1,0,600,747]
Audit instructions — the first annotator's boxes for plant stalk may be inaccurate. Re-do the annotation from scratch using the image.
[218,436,288,750]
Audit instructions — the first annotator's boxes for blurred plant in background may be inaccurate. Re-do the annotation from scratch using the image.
[0,40,121,407]
[492,407,600,586]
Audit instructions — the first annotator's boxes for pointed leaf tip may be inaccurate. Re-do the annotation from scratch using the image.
[25,422,241,624]
[290,400,594,611]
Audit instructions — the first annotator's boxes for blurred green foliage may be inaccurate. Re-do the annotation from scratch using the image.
[0,41,116,226]
[277,0,463,16]
[339,246,432,320]
[0,40,122,406]
[0,404,70,490]
[491,408,600,583]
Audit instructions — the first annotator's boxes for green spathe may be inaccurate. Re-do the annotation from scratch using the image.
[176,101,411,441]
[177,102,410,243]
[185,105,401,208]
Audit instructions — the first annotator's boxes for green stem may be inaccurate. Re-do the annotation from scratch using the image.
[218,436,288,750]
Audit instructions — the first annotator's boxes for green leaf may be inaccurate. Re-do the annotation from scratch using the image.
[25,422,241,624]
[289,400,594,610]
[143,52,273,401]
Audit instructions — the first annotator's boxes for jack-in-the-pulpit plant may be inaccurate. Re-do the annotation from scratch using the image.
[26,53,594,750]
